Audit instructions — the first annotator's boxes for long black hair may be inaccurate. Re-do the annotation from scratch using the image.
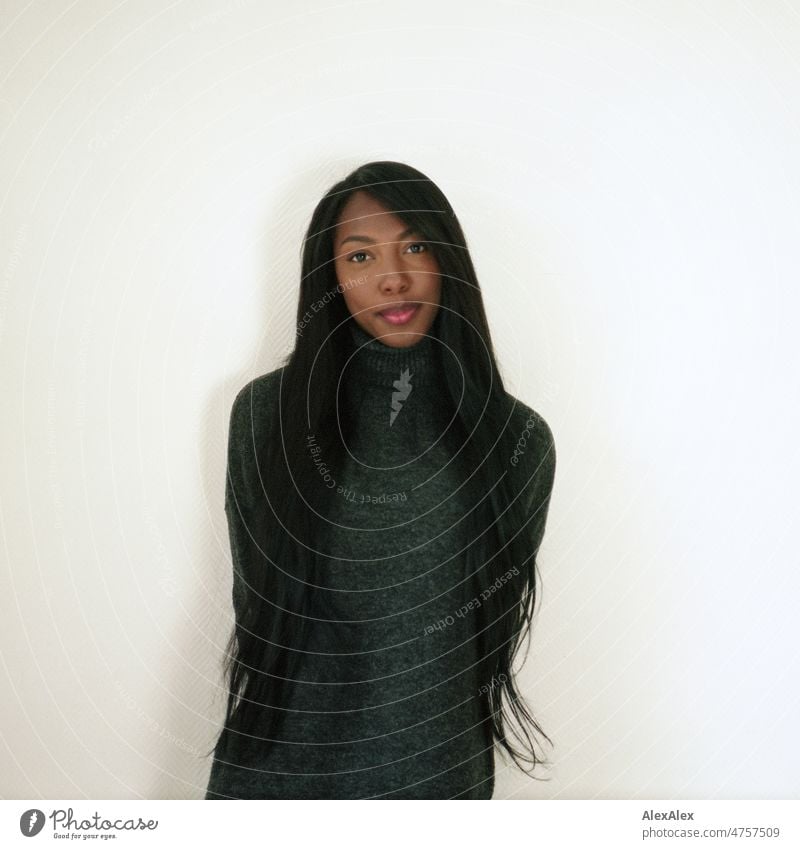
[205,160,554,775]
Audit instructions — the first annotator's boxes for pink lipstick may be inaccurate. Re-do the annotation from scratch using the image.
[377,303,420,325]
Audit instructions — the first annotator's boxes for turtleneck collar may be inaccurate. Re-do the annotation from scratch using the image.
[346,319,439,388]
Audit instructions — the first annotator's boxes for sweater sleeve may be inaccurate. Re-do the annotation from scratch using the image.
[222,381,261,626]
[511,404,557,562]
[528,432,556,562]
[224,477,252,625]
[222,369,283,625]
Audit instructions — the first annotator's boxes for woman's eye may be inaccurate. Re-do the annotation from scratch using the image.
[348,251,368,263]
[407,242,427,254]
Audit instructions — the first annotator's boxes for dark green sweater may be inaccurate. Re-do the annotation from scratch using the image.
[205,321,556,799]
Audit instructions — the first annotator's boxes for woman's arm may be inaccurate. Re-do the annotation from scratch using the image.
[509,403,557,558]
[222,368,284,624]
[527,415,556,559]
[224,476,253,625]
[222,380,262,625]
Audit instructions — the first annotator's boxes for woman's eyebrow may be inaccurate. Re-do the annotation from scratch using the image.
[338,226,418,249]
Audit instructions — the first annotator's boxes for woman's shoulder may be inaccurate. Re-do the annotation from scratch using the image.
[505,393,554,441]
[228,366,286,438]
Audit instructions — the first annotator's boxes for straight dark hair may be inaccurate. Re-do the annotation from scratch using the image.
[205,160,554,776]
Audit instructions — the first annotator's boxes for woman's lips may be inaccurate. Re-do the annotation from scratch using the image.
[377,303,420,325]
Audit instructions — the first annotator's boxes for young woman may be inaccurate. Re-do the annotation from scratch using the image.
[204,160,557,799]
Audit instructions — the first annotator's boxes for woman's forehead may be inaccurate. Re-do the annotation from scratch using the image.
[335,193,418,247]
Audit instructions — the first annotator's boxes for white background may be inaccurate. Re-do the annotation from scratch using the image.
[1,0,798,799]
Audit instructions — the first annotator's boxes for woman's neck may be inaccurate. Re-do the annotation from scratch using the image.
[346,319,439,389]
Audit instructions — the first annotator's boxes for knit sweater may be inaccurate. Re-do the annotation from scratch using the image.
[205,321,556,799]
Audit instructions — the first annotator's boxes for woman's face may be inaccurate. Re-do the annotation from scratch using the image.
[333,190,441,348]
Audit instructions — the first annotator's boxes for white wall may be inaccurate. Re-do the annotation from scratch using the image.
[1,0,798,799]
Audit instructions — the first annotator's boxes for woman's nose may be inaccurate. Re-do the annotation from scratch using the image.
[378,266,409,292]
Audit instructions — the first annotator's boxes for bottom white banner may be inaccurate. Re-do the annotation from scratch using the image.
[3,799,797,848]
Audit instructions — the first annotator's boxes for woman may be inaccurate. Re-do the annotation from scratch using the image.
[204,160,557,799]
